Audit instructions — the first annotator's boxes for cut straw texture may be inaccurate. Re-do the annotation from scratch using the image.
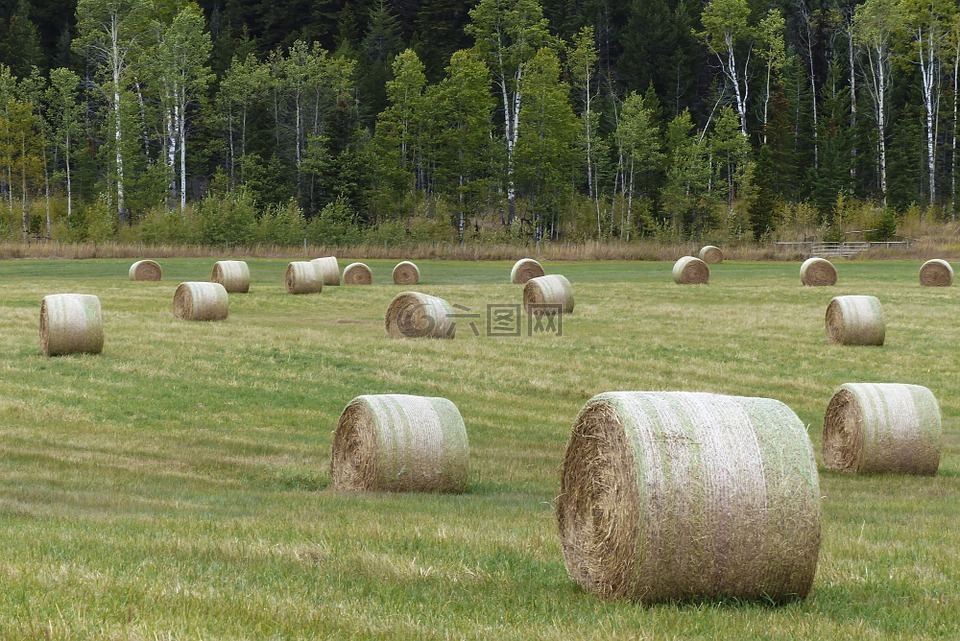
[211,260,250,293]
[342,262,373,285]
[822,383,941,475]
[39,294,104,356]
[557,391,821,604]
[699,245,723,264]
[392,261,420,285]
[311,256,341,286]
[523,274,574,315]
[285,261,322,294]
[919,259,953,287]
[330,394,469,492]
[128,260,162,281]
[825,295,885,346]
[173,282,229,321]
[800,257,837,286]
[385,292,454,339]
[672,256,709,284]
[511,258,545,284]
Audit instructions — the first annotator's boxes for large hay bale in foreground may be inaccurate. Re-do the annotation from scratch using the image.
[211,260,250,293]
[557,391,821,604]
[511,258,545,284]
[822,383,941,475]
[40,294,104,356]
[311,256,341,286]
[342,262,373,285]
[285,261,322,294]
[800,257,837,286]
[523,274,574,315]
[672,256,709,284]
[825,295,885,346]
[385,292,454,339]
[392,261,420,285]
[173,282,229,321]
[919,259,953,287]
[128,260,162,281]
[699,245,723,264]
[331,394,469,492]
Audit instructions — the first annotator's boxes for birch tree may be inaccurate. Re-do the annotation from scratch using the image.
[699,0,752,137]
[45,68,82,221]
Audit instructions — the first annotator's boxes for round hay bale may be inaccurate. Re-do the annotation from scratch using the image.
[331,394,469,492]
[557,391,821,604]
[523,274,574,315]
[211,260,250,293]
[392,261,420,285]
[311,256,341,286]
[825,295,885,346]
[173,282,229,321]
[39,294,104,356]
[672,256,709,284]
[342,262,373,285]
[385,292,454,339]
[919,259,953,287]
[699,245,723,264]
[511,258,545,284]
[128,260,162,281]
[800,257,837,286]
[822,383,941,475]
[285,261,322,294]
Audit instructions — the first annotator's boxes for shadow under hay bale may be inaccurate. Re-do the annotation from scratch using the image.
[919,259,953,287]
[523,274,574,315]
[331,394,469,492]
[342,262,372,285]
[672,256,709,284]
[511,258,545,284]
[699,245,723,264]
[392,261,420,285]
[385,292,454,339]
[800,257,837,286]
[173,282,229,321]
[311,256,341,286]
[825,295,885,346]
[40,294,104,356]
[557,391,821,604]
[285,261,322,294]
[128,260,162,281]
[823,383,941,475]
[211,260,250,293]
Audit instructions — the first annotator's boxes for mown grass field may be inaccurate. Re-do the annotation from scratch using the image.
[0,257,957,640]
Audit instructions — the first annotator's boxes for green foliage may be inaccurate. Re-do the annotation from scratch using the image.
[306,195,363,245]
[197,190,258,246]
[256,200,307,246]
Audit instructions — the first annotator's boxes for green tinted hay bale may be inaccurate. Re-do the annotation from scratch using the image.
[173,282,229,321]
[919,259,953,286]
[331,394,469,492]
[342,262,373,285]
[523,274,574,315]
[39,294,104,356]
[800,257,837,286]
[285,261,322,294]
[822,383,941,475]
[211,260,250,293]
[557,391,821,604]
[511,258,545,284]
[672,256,709,284]
[699,245,723,264]
[128,260,162,281]
[311,256,341,286]
[825,295,885,346]
[385,292,454,339]
[392,261,420,285]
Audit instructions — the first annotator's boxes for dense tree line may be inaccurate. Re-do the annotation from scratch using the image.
[0,0,956,245]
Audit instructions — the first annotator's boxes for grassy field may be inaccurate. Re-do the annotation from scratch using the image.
[0,257,956,640]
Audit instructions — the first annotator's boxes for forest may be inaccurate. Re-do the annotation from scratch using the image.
[0,0,955,246]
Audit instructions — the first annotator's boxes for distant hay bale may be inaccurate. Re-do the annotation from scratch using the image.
[699,245,723,264]
[385,292,454,339]
[128,260,162,281]
[331,394,469,492]
[800,257,837,286]
[523,274,574,315]
[285,261,322,294]
[342,262,373,285]
[557,391,821,604]
[672,256,709,284]
[825,295,885,346]
[511,258,545,284]
[311,256,341,286]
[211,260,250,293]
[392,261,420,285]
[919,259,953,287]
[39,294,104,356]
[173,282,229,321]
[823,383,941,475]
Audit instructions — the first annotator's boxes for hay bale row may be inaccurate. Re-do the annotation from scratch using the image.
[557,391,821,604]
[331,394,469,492]
[919,259,953,286]
[699,245,723,264]
[312,256,341,286]
[285,261,322,294]
[129,260,162,281]
[511,258,545,284]
[673,256,709,284]
[173,282,229,321]
[823,383,941,475]
[40,294,104,356]
[343,262,372,285]
[385,292,454,339]
[800,257,837,286]
[211,260,250,293]
[393,261,420,285]
[523,274,574,315]
[825,295,885,346]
